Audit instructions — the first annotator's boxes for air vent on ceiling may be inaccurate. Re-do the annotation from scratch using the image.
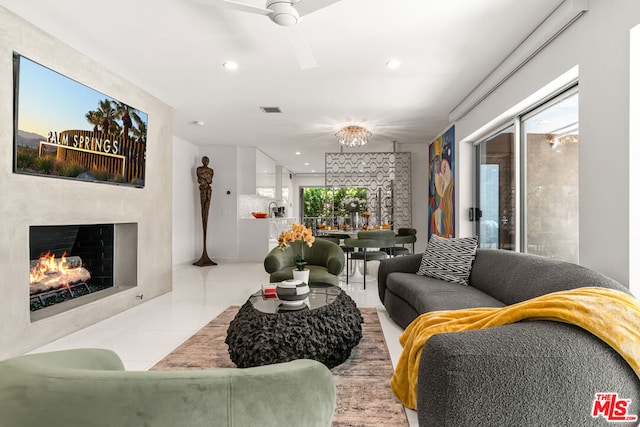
[260,106,282,113]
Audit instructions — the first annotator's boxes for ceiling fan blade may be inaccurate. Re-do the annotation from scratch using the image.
[283,26,318,70]
[221,0,271,16]
[294,0,342,17]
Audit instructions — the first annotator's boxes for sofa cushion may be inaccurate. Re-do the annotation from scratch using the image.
[386,272,504,314]
[469,249,630,305]
[417,235,478,285]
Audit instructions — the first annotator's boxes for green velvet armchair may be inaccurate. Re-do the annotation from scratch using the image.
[0,348,336,427]
[264,238,344,286]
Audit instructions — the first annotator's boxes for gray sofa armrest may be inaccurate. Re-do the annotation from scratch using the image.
[418,321,640,427]
[378,253,422,303]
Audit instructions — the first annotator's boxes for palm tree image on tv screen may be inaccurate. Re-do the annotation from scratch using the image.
[13,54,148,187]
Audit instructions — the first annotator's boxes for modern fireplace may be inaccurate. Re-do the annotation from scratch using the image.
[29,223,138,322]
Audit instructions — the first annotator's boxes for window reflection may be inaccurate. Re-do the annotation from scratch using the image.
[524,91,579,262]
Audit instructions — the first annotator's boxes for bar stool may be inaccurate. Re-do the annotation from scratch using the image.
[344,230,395,289]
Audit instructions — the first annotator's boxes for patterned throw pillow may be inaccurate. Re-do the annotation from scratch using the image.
[417,235,478,285]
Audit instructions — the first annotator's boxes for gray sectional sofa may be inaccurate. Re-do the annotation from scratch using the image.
[378,249,640,426]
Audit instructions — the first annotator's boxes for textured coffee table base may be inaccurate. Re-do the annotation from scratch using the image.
[225,291,363,368]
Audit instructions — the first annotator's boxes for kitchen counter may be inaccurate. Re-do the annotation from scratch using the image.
[238,217,297,262]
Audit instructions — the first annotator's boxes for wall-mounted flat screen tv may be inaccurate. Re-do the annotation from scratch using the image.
[13,53,148,188]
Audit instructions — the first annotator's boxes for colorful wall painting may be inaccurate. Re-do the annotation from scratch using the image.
[428,125,455,239]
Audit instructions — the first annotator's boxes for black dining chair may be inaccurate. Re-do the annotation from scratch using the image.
[343,230,395,289]
[383,227,417,257]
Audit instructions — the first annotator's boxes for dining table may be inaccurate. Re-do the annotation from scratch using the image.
[317,228,394,283]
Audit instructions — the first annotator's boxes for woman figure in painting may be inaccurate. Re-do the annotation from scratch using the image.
[434,158,454,237]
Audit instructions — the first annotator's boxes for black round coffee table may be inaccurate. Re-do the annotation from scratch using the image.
[225,285,363,368]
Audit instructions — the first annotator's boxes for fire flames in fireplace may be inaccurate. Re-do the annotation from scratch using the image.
[29,224,117,314]
[30,252,91,293]
[29,252,93,312]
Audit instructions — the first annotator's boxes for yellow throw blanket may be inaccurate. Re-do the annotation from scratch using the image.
[390,286,640,409]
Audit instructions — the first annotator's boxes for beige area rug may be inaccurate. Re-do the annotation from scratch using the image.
[152,306,409,427]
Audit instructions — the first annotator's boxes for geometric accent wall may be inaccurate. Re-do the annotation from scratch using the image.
[325,152,412,228]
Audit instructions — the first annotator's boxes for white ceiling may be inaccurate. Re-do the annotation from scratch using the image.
[1,0,564,173]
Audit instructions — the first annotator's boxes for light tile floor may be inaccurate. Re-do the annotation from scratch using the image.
[32,261,418,426]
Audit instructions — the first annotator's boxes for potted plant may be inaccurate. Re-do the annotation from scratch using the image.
[277,222,315,284]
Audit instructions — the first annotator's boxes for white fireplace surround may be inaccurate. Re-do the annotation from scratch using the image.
[0,7,173,359]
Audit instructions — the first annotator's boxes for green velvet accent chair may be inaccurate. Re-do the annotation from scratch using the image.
[264,238,345,286]
[0,348,336,427]
[344,230,396,288]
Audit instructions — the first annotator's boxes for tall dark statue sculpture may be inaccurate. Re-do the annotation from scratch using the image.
[193,156,217,266]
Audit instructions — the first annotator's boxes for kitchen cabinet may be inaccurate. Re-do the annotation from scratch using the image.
[238,147,276,196]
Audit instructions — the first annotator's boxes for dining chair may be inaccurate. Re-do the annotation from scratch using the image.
[383,227,417,257]
[343,230,395,289]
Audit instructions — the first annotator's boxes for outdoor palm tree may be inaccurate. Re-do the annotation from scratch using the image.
[95,99,118,134]
[114,101,143,141]
[85,110,101,132]
[131,113,147,144]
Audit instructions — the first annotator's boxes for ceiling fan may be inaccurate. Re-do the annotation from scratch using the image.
[218,0,343,70]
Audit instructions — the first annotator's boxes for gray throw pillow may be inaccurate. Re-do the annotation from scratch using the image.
[417,235,478,285]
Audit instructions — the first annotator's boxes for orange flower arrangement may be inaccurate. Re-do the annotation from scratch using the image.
[277,222,315,249]
[277,222,315,271]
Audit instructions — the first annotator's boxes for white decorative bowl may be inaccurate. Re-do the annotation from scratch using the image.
[276,279,310,305]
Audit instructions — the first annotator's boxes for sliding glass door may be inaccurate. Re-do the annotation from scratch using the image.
[475,86,579,262]
[477,125,516,250]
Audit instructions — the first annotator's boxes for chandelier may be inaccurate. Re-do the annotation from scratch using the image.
[335,125,372,148]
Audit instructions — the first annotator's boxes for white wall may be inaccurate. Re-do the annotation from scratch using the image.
[171,144,242,264]
[0,6,173,358]
[455,0,640,287]
[238,146,257,195]
[172,136,199,266]
[398,143,429,252]
[630,22,640,296]
[201,145,240,262]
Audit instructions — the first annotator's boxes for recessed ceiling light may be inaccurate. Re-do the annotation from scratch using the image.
[304,162,310,166]
[295,151,301,155]
[191,120,205,126]
[385,59,401,69]
[311,169,316,173]
[223,62,238,70]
